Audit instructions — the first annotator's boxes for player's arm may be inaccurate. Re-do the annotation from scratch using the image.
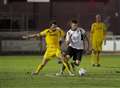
[22,29,48,39]
[60,29,65,38]
[22,33,40,39]
[89,23,94,51]
[57,28,66,45]
[103,23,108,45]
[65,31,71,47]
[90,24,94,43]
[103,23,108,37]
[83,32,89,52]
[80,28,89,53]
[57,27,65,38]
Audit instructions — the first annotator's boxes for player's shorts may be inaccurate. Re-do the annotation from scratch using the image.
[65,46,83,61]
[92,39,103,51]
[43,47,62,59]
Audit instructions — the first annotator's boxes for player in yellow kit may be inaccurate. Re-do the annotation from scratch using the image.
[90,14,107,67]
[23,21,74,76]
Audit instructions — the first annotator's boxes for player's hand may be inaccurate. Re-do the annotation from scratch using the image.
[88,49,93,54]
[84,49,92,55]
[22,35,28,39]
[87,50,91,55]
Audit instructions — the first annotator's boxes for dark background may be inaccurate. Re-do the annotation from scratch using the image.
[0,0,120,54]
[0,0,120,34]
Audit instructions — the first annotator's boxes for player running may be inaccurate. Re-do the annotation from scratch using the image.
[56,20,89,75]
[90,14,107,67]
[23,21,74,76]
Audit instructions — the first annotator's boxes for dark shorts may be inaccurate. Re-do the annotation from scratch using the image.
[65,46,83,61]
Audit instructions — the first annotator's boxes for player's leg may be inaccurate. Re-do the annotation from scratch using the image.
[57,47,72,75]
[32,49,50,75]
[56,55,70,75]
[91,49,97,66]
[70,49,77,71]
[60,47,74,74]
[91,39,97,66]
[70,56,76,71]
[56,48,74,76]
[58,55,74,76]
[96,51,100,67]
[91,49,101,67]
[96,41,103,67]
[71,49,83,71]
[33,58,50,75]
[75,49,83,65]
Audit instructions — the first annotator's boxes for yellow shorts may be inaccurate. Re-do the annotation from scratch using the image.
[92,39,103,51]
[43,47,62,59]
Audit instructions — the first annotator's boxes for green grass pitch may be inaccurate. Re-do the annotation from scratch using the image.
[0,55,120,88]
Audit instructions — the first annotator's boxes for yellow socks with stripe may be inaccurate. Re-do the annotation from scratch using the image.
[34,64,44,74]
[62,61,72,74]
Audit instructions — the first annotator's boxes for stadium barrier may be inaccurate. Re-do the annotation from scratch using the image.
[102,35,120,53]
[0,34,120,55]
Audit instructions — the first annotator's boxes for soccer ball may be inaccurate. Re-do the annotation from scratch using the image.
[78,68,86,76]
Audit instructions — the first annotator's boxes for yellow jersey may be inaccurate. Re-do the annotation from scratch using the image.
[39,27,65,48]
[91,22,107,41]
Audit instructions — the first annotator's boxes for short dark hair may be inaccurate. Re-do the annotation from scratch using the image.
[71,20,78,24]
[49,20,57,25]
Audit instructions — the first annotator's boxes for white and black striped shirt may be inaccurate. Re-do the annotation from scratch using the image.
[66,27,85,49]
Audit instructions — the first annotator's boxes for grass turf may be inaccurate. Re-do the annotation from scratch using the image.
[0,55,120,88]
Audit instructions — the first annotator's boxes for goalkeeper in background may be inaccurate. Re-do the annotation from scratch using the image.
[90,14,107,67]
[23,20,74,76]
